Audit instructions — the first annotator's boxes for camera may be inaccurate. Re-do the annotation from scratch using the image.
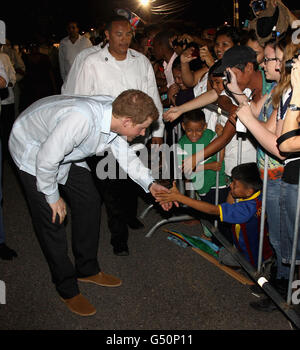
[285,49,300,73]
[222,70,231,84]
[186,42,200,57]
[251,0,266,13]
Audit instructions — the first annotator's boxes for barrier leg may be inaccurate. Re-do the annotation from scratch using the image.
[214,151,220,228]
[287,172,300,306]
[200,219,300,329]
[257,154,269,273]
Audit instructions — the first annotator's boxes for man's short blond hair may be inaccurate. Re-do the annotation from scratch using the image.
[112,89,159,125]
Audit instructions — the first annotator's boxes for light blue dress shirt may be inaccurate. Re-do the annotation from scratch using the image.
[9,94,154,204]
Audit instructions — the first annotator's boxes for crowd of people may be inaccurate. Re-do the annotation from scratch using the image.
[0,0,300,319]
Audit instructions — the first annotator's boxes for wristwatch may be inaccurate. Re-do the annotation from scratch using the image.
[288,104,300,111]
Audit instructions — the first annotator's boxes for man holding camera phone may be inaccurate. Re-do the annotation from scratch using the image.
[163,45,267,175]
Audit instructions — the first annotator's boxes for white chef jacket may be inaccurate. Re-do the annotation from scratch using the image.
[163,52,178,88]
[0,60,8,113]
[9,95,154,204]
[61,44,164,138]
[61,44,102,94]
[0,52,16,105]
[59,34,93,82]
[219,88,257,176]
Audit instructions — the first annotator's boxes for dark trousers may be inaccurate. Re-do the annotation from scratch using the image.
[88,155,139,249]
[18,164,101,299]
[0,103,15,160]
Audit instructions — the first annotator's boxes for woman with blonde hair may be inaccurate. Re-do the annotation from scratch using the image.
[223,27,300,311]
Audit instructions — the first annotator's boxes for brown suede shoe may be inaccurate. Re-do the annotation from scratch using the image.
[61,293,96,316]
[78,272,122,287]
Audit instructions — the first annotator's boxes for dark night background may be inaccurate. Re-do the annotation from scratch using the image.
[1,0,299,44]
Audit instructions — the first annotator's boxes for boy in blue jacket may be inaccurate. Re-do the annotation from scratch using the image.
[156,162,273,267]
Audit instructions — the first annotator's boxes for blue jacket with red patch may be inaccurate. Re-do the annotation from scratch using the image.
[219,191,273,267]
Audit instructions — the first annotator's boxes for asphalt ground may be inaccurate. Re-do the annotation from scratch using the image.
[0,159,297,336]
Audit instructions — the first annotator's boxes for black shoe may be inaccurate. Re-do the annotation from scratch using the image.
[127,218,144,230]
[0,243,18,260]
[113,245,129,256]
[249,298,278,312]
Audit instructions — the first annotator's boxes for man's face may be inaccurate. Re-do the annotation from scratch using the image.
[230,64,252,92]
[67,22,79,37]
[121,117,153,142]
[105,21,133,59]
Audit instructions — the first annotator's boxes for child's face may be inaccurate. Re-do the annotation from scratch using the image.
[230,179,254,199]
[172,67,188,90]
[182,120,207,143]
[210,76,224,95]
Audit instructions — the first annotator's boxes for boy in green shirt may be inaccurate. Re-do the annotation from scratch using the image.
[178,109,228,201]
[178,109,230,240]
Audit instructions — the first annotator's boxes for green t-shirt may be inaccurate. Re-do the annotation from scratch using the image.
[178,129,227,195]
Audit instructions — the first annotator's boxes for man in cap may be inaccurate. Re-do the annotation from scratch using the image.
[164,45,266,174]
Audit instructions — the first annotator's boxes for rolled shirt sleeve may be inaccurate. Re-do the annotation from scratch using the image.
[109,136,154,192]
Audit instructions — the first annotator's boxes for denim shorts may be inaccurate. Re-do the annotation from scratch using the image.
[280,180,300,265]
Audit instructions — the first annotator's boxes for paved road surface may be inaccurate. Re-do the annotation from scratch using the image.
[0,160,296,332]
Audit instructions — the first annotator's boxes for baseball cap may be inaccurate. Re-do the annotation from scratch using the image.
[214,45,257,74]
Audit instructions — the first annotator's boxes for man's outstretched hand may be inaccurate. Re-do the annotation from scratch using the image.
[149,182,179,211]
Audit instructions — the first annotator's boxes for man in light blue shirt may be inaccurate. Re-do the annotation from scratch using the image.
[9,89,171,316]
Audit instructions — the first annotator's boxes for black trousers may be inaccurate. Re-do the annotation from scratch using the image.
[0,103,15,160]
[18,164,101,299]
[87,155,139,249]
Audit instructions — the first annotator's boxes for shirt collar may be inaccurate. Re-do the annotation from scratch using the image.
[105,45,136,62]
[237,191,261,202]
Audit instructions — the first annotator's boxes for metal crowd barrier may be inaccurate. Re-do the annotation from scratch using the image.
[138,102,300,328]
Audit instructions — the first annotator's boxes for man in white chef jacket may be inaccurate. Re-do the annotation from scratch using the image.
[62,15,165,256]
[9,89,172,316]
[58,21,93,82]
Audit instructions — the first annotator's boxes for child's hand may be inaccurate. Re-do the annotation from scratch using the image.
[155,181,181,204]
[181,153,199,176]
[206,161,222,172]
[215,123,223,136]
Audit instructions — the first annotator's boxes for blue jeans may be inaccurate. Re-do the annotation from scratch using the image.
[266,178,290,279]
[280,180,300,265]
[0,140,5,244]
